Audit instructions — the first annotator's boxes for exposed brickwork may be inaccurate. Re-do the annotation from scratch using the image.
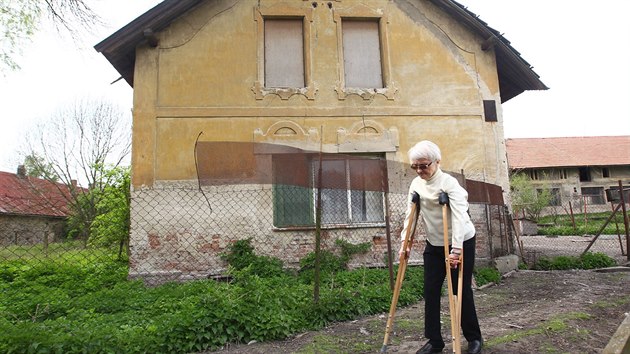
[128,182,508,284]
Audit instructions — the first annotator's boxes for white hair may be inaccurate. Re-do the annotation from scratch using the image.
[407,140,441,162]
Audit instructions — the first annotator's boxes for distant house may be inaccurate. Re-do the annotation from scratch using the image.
[0,166,75,246]
[95,0,547,282]
[506,136,630,206]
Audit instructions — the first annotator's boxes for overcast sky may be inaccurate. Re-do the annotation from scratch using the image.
[1,0,629,173]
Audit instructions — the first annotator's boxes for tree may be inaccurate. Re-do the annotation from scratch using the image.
[1,0,101,72]
[83,165,130,257]
[23,153,58,181]
[22,98,131,246]
[510,173,552,221]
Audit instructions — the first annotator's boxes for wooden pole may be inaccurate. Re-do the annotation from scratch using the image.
[313,127,323,303]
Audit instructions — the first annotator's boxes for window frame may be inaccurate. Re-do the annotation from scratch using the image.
[333,5,396,100]
[254,6,316,100]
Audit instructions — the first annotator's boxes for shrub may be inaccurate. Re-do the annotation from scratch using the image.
[1,246,508,353]
[298,250,345,283]
[220,238,285,278]
[474,267,501,287]
[579,252,617,269]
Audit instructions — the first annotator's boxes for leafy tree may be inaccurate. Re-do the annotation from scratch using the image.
[23,153,58,181]
[0,0,39,71]
[87,165,130,257]
[510,173,552,221]
[0,0,101,72]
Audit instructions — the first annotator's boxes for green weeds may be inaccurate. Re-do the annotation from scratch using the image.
[0,255,424,353]
[532,252,617,270]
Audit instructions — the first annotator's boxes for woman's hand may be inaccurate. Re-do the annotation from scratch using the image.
[448,248,461,268]
[398,241,411,260]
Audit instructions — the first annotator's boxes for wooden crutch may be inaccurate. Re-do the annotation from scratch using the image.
[439,192,464,354]
[380,191,420,353]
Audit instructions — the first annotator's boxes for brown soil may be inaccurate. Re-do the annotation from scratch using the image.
[210,268,630,354]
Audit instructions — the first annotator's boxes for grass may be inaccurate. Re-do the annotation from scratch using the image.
[485,312,591,348]
[0,241,120,263]
[537,210,629,236]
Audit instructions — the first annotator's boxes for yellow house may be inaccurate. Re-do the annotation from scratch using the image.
[96,0,546,283]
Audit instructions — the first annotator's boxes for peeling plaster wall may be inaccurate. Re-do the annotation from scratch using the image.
[128,181,501,284]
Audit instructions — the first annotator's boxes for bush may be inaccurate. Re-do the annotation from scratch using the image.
[298,250,346,283]
[474,267,501,287]
[220,238,285,278]
[579,252,617,269]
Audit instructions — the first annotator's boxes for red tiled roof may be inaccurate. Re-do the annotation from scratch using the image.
[506,136,630,169]
[0,171,76,218]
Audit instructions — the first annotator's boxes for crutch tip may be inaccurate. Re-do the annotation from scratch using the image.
[380,345,388,353]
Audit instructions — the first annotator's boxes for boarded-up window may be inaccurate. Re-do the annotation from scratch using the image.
[265,19,305,88]
[342,20,383,88]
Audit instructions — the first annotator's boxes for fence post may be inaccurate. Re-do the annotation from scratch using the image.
[611,201,625,256]
[583,195,588,233]
[568,201,576,233]
[617,181,630,261]
[313,129,323,304]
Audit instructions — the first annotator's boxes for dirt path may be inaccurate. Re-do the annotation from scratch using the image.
[211,268,630,354]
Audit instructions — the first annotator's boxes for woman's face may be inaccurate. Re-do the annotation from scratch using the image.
[411,158,439,180]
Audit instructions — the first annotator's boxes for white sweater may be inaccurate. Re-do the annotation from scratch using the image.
[400,168,475,248]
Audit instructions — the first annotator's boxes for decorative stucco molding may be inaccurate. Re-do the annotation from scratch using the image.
[337,120,399,152]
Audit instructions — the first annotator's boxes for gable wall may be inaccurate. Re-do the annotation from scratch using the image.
[131,0,506,189]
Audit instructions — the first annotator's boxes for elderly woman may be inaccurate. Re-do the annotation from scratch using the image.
[398,140,483,354]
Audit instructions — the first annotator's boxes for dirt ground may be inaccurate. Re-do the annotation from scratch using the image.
[212,267,630,354]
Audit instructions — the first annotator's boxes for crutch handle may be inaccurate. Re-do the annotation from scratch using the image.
[439,191,449,206]
[411,191,420,205]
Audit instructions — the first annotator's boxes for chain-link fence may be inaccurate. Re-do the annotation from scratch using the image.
[126,182,516,285]
[514,184,629,266]
[2,164,628,285]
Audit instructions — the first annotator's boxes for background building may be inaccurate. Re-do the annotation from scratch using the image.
[506,136,630,207]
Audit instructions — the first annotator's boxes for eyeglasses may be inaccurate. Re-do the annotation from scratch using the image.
[410,162,433,170]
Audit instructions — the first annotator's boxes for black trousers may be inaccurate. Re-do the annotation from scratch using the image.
[423,236,482,346]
